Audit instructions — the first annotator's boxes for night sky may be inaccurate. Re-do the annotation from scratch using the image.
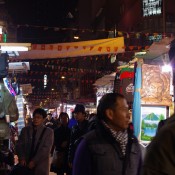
[6,0,78,26]
[6,0,79,43]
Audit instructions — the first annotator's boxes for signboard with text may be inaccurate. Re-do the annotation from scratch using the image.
[143,0,162,17]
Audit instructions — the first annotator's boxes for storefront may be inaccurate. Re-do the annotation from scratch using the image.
[94,72,116,106]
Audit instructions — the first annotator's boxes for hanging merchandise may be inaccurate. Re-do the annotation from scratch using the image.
[117,67,134,103]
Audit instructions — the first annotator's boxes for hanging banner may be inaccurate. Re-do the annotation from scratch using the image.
[17,37,124,60]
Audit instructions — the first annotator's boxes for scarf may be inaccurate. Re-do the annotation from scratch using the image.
[102,120,128,156]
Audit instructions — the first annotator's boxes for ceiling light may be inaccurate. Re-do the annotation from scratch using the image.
[61,76,65,79]
[74,36,79,40]
[162,64,172,72]
[0,46,29,51]
[0,43,31,51]
[135,51,147,56]
[0,26,2,34]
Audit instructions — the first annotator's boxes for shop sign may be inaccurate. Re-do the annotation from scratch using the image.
[126,83,134,93]
[148,34,162,42]
[9,62,30,71]
[142,0,162,17]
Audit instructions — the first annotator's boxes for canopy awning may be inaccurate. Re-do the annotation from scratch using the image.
[16,37,124,60]
[93,72,116,87]
[136,37,174,60]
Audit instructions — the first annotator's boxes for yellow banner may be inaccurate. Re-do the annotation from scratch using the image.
[18,37,124,59]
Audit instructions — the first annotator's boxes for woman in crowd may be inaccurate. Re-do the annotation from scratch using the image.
[51,112,71,175]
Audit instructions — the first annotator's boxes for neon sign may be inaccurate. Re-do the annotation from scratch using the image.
[44,74,47,89]
[143,0,162,17]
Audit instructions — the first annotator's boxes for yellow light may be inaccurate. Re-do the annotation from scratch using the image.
[61,76,65,79]
[74,36,79,40]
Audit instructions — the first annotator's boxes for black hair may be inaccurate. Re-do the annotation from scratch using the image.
[47,113,52,116]
[97,93,125,121]
[59,112,69,122]
[33,108,47,119]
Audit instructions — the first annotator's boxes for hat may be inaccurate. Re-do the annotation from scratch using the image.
[73,104,85,114]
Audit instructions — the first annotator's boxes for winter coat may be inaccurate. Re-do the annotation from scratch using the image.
[52,125,71,173]
[73,122,142,175]
[44,118,57,130]
[142,122,175,175]
[16,125,54,175]
[68,120,89,163]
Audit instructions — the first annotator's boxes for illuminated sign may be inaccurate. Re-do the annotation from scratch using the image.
[44,74,47,89]
[143,0,162,17]
[148,34,162,42]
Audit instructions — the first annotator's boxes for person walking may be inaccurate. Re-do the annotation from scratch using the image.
[44,113,57,130]
[15,108,54,175]
[51,112,71,175]
[68,104,89,169]
[73,93,142,175]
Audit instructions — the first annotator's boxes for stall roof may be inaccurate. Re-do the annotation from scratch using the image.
[93,72,116,87]
[136,37,174,61]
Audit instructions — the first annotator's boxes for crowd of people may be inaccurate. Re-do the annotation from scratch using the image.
[7,92,175,175]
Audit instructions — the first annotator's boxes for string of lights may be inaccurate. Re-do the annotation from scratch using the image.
[17,24,175,39]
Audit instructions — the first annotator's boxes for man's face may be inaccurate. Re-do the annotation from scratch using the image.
[33,113,45,126]
[60,115,69,126]
[47,114,52,120]
[74,112,85,122]
[106,97,130,131]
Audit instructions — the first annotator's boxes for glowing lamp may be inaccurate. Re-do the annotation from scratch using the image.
[0,43,31,51]
[162,65,172,72]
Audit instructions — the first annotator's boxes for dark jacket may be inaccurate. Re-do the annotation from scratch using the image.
[54,125,71,152]
[156,114,175,134]
[73,122,142,175]
[68,119,89,163]
[44,118,57,130]
[142,122,175,175]
[52,125,71,173]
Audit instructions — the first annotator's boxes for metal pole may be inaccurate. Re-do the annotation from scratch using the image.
[163,0,166,36]
[114,24,117,37]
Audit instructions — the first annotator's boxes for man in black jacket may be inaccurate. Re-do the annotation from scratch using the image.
[73,93,142,175]
[142,114,175,175]
[68,104,89,168]
[44,113,57,130]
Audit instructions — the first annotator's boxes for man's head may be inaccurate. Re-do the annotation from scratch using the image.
[97,93,130,131]
[33,108,47,126]
[47,113,52,120]
[73,104,86,122]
